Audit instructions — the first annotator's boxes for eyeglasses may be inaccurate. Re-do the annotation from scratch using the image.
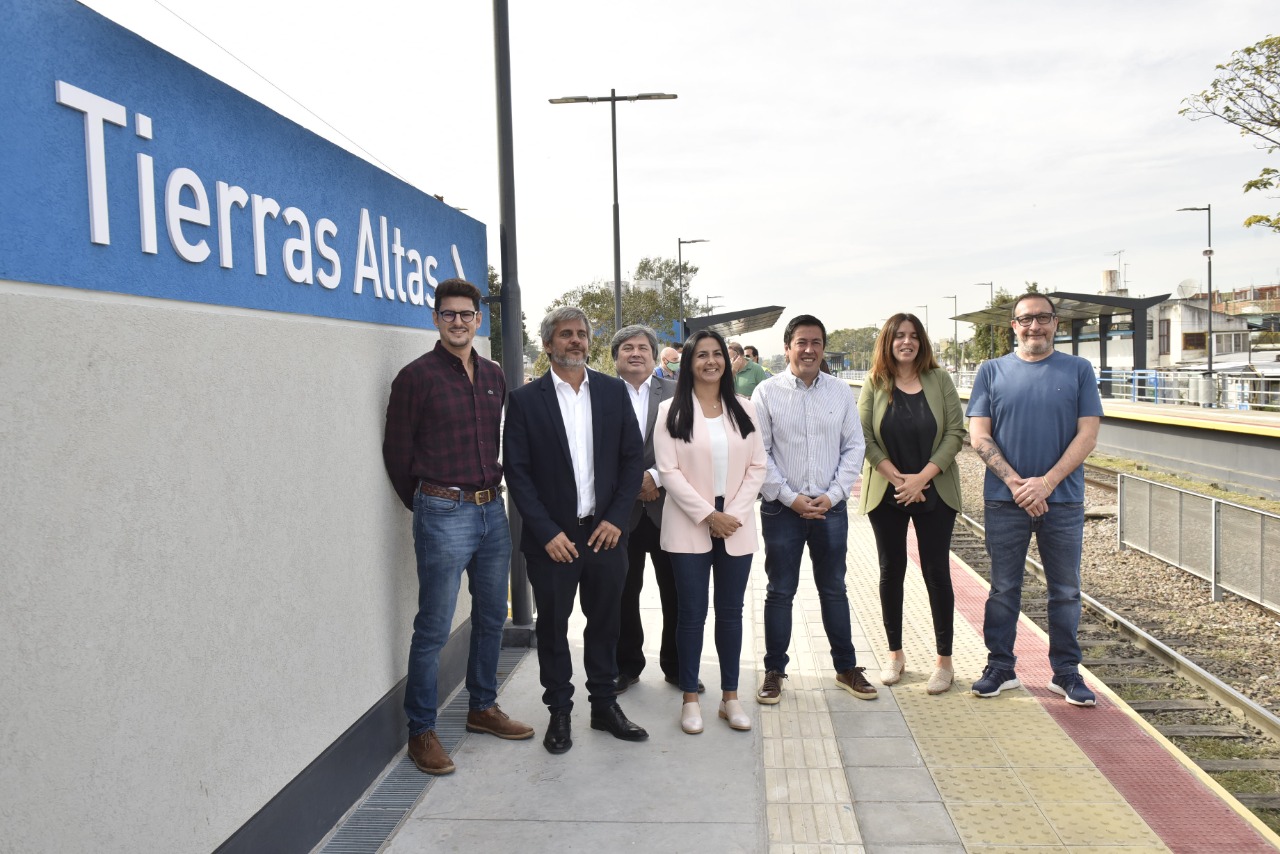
[1013,313,1056,327]
[436,309,477,322]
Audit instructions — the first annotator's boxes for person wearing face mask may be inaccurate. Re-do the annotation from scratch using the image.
[857,313,966,696]
[655,346,681,380]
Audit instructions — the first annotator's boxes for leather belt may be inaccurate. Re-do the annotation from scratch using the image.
[419,482,504,505]
[576,515,595,527]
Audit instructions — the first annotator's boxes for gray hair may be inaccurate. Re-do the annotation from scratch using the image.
[610,324,659,359]
[727,340,744,357]
[540,306,592,344]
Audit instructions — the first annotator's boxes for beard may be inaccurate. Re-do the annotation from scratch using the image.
[1018,335,1053,356]
[551,351,587,369]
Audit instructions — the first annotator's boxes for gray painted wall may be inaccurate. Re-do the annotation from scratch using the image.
[0,281,470,852]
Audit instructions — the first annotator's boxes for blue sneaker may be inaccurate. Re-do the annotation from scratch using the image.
[1048,673,1096,707]
[971,665,1020,697]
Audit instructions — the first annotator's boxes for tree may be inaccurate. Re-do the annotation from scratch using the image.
[1181,36,1280,232]
[485,265,528,368]
[531,257,701,376]
[827,326,880,371]
[971,286,1020,361]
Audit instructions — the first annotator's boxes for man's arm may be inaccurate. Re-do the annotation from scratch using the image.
[755,384,799,506]
[1011,416,1100,509]
[825,390,865,508]
[970,416,1047,517]
[501,390,563,550]
[382,367,419,510]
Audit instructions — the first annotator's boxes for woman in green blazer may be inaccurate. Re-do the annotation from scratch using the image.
[857,313,966,694]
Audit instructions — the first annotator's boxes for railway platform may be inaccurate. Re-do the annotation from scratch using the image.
[330,507,1280,853]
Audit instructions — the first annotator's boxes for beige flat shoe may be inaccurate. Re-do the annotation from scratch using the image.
[926,667,954,695]
[681,701,704,734]
[719,699,752,731]
[879,657,905,686]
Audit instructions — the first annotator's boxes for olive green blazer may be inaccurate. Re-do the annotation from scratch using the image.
[857,368,966,514]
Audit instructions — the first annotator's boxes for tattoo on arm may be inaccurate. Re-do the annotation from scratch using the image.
[974,438,1014,482]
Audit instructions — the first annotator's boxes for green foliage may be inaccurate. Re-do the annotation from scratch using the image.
[827,326,880,370]
[1181,36,1280,233]
[485,265,529,368]
[971,286,1020,362]
[532,257,700,376]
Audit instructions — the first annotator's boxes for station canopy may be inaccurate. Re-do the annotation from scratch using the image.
[952,291,1170,327]
[686,305,786,338]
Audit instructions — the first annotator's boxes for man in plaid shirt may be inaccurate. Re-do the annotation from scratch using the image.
[382,278,533,775]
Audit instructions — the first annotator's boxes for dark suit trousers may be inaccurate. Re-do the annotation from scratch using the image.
[618,513,679,680]
[526,524,628,713]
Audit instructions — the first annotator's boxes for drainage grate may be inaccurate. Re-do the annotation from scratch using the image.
[315,647,529,854]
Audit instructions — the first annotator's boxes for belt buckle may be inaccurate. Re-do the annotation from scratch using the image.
[472,488,492,505]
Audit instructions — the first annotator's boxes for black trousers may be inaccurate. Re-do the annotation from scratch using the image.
[866,500,957,656]
[617,513,679,680]
[526,523,628,713]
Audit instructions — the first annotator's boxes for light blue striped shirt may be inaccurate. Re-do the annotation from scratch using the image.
[753,367,865,507]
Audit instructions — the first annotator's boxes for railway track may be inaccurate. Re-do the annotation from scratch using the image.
[951,513,1280,829]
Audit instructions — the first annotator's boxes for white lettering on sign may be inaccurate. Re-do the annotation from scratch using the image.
[54,80,468,311]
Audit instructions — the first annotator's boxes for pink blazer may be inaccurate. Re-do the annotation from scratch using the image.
[654,396,767,557]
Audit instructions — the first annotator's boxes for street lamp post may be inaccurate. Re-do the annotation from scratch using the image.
[550,90,677,332]
[1177,205,1214,374]
[677,238,708,342]
[973,281,994,359]
[945,295,958,371]
[915,304,931,359]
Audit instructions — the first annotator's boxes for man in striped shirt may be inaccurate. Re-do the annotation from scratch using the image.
[752,314,876,704]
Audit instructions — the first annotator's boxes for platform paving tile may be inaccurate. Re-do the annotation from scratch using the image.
[855,801,961,846]
[844,765,942,803]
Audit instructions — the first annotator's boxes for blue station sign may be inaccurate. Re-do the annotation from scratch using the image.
[0,0,486,332]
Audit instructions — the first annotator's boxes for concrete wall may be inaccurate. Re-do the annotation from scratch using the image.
[0,280,470,852]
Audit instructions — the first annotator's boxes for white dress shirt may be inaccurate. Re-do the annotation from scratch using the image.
[625,378,662,487]
[551,369,595,517]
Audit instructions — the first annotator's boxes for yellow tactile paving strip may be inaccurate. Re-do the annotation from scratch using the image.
[751,510,1172,853]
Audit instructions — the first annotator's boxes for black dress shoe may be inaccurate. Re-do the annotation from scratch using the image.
[664,674,706,693]
[590,703,649,741]
[614,672,640,694]
[543,711,572,755]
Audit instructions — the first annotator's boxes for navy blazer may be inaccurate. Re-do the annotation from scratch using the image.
[504,368,645,556]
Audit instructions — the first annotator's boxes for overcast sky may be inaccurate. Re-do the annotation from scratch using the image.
[86,0,1279,357]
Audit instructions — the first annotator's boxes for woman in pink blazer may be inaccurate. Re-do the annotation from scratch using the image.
[655,330,767,735]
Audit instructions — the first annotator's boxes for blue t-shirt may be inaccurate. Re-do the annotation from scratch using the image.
[965,351,1103,503]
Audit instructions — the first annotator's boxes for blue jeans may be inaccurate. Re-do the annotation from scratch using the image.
[760,499,856,674]
[405,489,512,736]
[670,536,753,693]
[983,500,1085,676]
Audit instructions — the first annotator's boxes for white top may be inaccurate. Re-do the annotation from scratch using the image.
[703,413,729,498]
[551,369,595,516]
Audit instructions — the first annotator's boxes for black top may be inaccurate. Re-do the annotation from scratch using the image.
[878,387,937,511]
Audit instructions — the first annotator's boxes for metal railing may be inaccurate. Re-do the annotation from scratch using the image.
[1099,369,1280,411]
[1118,473,1280,614]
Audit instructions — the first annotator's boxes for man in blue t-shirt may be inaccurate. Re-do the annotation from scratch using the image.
[965,293,1103,707]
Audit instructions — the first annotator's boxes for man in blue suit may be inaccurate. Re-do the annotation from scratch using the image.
[504,306,648,754]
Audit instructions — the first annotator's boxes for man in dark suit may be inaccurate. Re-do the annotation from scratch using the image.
[610,325,693,694]
[504,307,648,754]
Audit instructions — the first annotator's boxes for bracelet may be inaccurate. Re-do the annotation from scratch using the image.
[1041,476,1053,493]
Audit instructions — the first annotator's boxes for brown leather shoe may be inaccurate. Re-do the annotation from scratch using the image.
[408,730,455,775]
[836,666,879,700]
[756,670,786,705]
[465,704,535,740]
